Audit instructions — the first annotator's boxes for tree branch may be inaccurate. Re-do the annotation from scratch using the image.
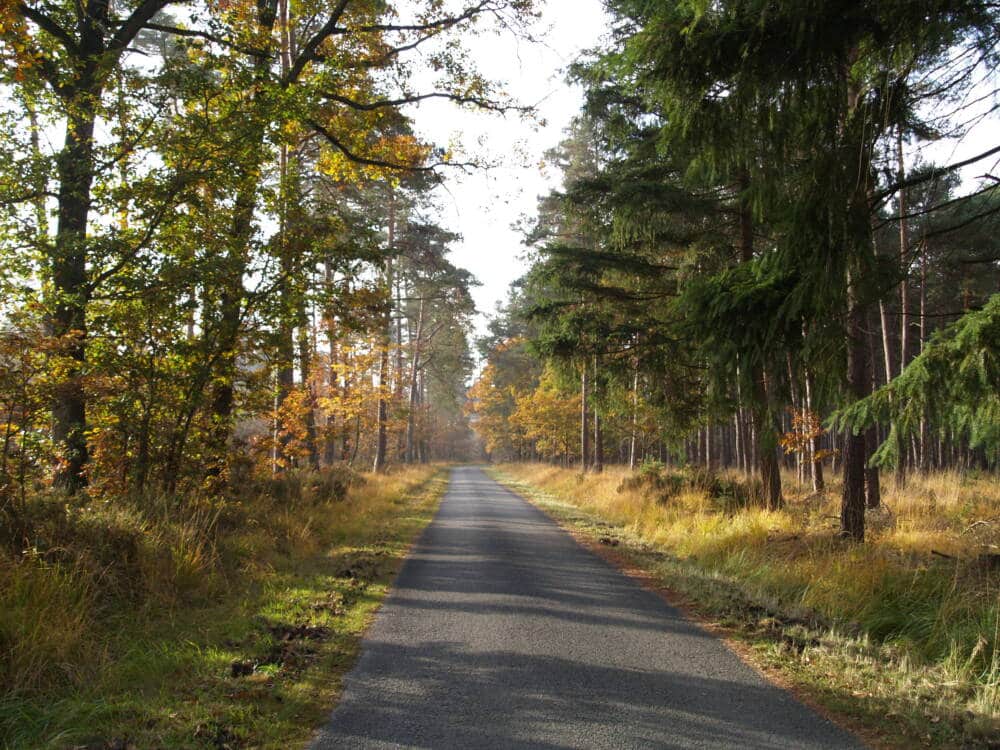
[308,118,474,173]
[286,0,507,84]
[18,2,78,51]
[108,0,178,54]
[139,21,273,58]
[873,144,1000,202]
[323,90,526,114]
[349,1,500,35]
[919,201,1000,242]
[284,0,351,85]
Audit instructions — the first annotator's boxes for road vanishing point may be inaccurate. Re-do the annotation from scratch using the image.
[311,466,864,749]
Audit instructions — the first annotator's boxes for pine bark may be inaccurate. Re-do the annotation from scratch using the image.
[580,366,590,471]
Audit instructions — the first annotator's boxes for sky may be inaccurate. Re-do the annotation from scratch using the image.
[405,0,611,338]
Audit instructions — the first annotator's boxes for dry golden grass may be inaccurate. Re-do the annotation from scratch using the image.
[1,464,444,748]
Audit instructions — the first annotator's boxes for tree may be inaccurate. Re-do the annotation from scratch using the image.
[2,0,538,491]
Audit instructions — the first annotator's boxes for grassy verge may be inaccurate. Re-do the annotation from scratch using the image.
[1,465,447,749]
[489,463,999,750]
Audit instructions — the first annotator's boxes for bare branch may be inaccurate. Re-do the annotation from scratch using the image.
[922,202,1000,241]
[349,0,500,35]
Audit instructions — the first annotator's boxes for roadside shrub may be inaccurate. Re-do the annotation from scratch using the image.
[618,460,685,503]
[712,475,766,513]
[0,465,373,695]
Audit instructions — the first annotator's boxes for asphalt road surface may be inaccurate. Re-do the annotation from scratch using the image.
[311,466,864,749]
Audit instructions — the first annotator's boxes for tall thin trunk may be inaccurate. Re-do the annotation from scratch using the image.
[733,412,743,475]
[918,237,928,471]
[897,131,911,375]
[274,0,298,467]
[804,369,824,492]
[629,365,639,470]
[895,130,910,488]
[323,263,338,465]
[405,298,425,463]
[839,65,875,541]
[51,80,100,492]
[879,299,893,385]
[207,0,278,483]
[864,312,882,508]
[373,192,396,473]
[373,327,391,473]
[275,142,295,460]
[592,356,604,473]
[594,411,604,473]
[393,278,406,459]
[787,352,803,485]
[298,300,319,470]
[755,370,783,510]
[580,365,590,471]
[842,264,868,539]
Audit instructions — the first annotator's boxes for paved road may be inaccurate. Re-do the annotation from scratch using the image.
[311,466,863,749]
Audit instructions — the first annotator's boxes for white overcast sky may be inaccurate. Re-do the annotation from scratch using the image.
[406,0,611,337]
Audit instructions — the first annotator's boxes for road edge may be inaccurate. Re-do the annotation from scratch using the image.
[486,467,887,750]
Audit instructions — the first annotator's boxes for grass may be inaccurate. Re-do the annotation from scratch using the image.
[490,462,1000,749]
[0,465,447,749]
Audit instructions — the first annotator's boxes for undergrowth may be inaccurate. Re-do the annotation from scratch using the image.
[493,462,1000,749]
[0,464,446,749]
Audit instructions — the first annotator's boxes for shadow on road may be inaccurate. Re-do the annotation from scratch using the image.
[310,466,862,750]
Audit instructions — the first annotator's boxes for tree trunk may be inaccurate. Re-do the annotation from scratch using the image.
[786,352,803,485]
[842,263,868,540]
[324,295,338,465]
[207,0,278,484]
[897,130,911,379]
[592,356,603,473]
[394,279,406,460]
[275,143,296,465]
[733,411,743,476]
[918,237,928,472]
[373,195,396,474]
[298,306,319,470]
[51,89,99,492]
[804,369,824,492]
[405,298,425,463]
[373,328,391,473]
[580,365,590,471]
[629,365,639,470]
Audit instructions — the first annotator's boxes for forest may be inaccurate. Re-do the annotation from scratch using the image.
[1,0,999,747]
[465,3,1000,744]
[472,1,1000,541]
